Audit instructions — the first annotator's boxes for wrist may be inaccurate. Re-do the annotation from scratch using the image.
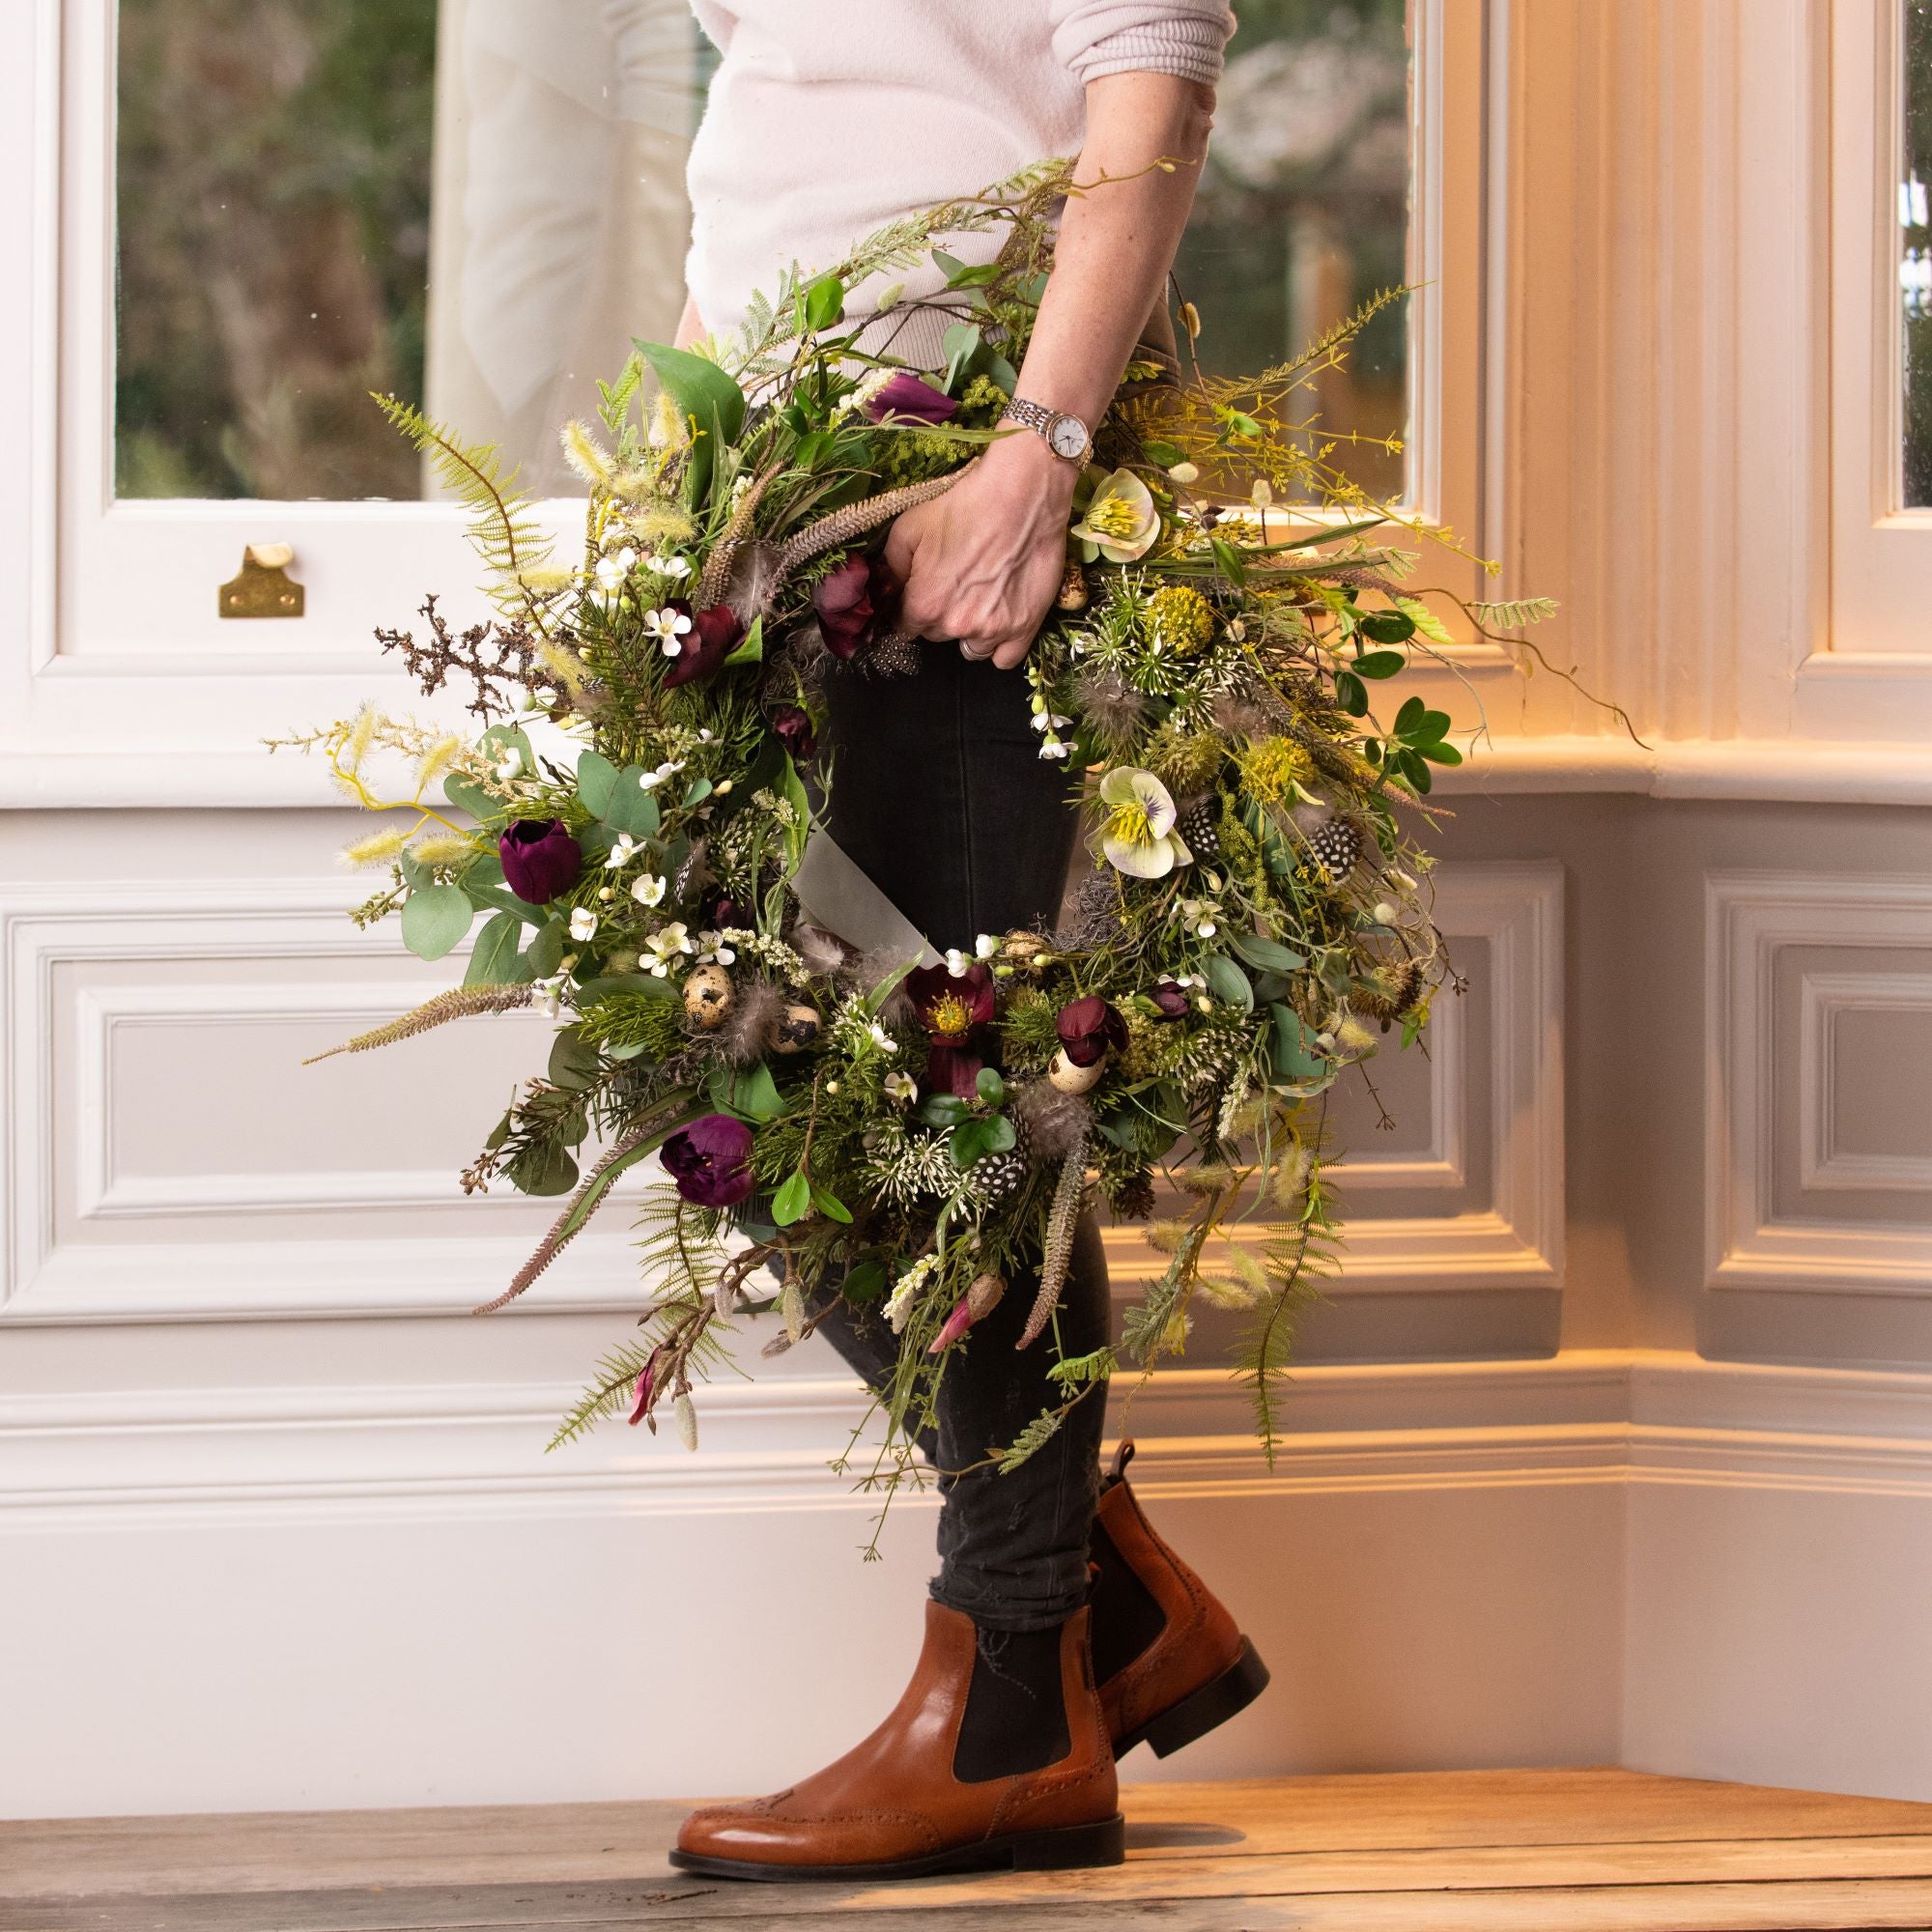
[985,418,1082,499]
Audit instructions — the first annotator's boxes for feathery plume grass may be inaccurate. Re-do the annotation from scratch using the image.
[341,827,410,868]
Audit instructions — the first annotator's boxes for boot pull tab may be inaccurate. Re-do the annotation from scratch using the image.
[1106,1437,1136,1486]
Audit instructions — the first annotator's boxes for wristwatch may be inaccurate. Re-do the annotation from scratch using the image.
[1000,396,1093,464]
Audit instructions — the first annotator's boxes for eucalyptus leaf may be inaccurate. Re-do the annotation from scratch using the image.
[465,910,524,986]
[504,1139,579,1198]
[1228,930,1307,974]
[602,772,663,838]
[400,883,473,962]
[526,920,565,978]
[548,1028,602,1092]
[575,750,619,817]
[1203,953,1254,1012]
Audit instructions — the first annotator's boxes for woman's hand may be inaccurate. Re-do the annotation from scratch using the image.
[884,428,1078,669]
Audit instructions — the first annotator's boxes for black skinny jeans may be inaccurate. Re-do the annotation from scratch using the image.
[813,642,1112,1634]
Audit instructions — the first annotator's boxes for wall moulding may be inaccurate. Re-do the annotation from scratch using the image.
[1706,871,1932,1297]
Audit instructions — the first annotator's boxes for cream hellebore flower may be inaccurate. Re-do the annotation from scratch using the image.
[884,1069,918,1103]
[631,871,668,907]
[605,833,643,867]
[1099,767,1192,879]
[643,606,693,656]
[1069,469,1160,564]
[568,907,599,943]
[643,923,695,975]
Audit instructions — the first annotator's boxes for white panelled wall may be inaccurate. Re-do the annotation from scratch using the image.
[10,0,1932,1821]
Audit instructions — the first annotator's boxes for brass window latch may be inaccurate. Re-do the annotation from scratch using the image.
[219,544,305,618]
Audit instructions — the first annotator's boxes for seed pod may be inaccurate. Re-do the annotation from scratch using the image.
[683,962,734,1029]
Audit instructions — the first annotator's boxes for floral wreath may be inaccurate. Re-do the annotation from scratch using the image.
[281,161,1570,1498]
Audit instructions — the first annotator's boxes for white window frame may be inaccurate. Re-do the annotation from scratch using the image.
[2,0,1511,803]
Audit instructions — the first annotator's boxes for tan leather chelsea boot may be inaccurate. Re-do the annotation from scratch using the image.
[670,1600,1123,1882]
[1091,1438,1270,1757]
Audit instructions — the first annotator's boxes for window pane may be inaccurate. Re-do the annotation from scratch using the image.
[115,0,440,500]
[114,0,701,503]
[1174,0,1410,502]
[1904,0,1932,506]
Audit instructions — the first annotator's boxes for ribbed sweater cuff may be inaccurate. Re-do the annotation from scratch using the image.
[1071,20,1229,87]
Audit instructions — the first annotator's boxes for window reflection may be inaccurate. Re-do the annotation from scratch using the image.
[1175,0,1410,501]
[1904,0,1932,506]
[115,0,697,503]
[116,0,439,500]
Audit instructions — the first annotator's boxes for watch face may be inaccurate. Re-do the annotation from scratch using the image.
[1048,415,1090,461]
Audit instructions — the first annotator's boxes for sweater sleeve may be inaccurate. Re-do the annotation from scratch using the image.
[1049,0,1234,87]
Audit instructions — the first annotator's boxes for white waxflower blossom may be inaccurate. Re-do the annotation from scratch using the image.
[646,553,692,581]
[494,746,525,781]
[643,606,694,655]
[696,932,736,966]
[639,758,685,791]
[568,907,599,943]
[631,872,667,908]
[975,934,999,960]
[605,833,642,867]
[867,1022,898,1054]
[944,948,971,977]
[1179,898,1218,939]
[592,548,638,598]
[884,1070,918,1104]
[643,923,695,975]
[530,973,569,1018]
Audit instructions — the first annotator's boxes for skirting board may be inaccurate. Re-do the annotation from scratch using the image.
[4,1350,1932,1815]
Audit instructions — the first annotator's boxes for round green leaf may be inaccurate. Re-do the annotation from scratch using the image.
[575,751,619,817]
[401,883,474,962]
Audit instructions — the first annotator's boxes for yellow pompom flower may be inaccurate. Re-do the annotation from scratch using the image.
[1146,584,1215,657]
[1237,736,1316,804]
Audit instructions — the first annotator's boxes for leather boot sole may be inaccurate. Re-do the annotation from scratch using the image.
[1114,1635,1271,1759]
[668,1812,1126,1884]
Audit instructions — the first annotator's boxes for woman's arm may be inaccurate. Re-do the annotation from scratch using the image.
[884,71,1216,669]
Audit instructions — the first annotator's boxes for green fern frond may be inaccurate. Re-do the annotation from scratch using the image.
[1238,1224,1339,1469]
[548,1344,654,1451]
[1470,596,1560,631]
[596,353,645,437]
[995,1407,1064,1473]
[373,394,553,611]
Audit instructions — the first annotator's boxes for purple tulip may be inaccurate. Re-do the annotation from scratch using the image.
[771,704,818,762]
[661,1114,756,1208]
[813,553,901,659]
[866,372,959,426]
[1150,980,1190,1020]
[1057,994,1129,1067]
[498,819,582,905]
[665,603,746,690]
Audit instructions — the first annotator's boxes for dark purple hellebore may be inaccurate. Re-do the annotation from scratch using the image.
[663,602,746,689]
[498,819,582,905]
[771,704,818,762]
[813,553,901,659]
[1056,994,1129,1067]
[661,1114,756,1209]
[1150,980,1191,1020]
[865,372,959,426]
[907,962,996,1098]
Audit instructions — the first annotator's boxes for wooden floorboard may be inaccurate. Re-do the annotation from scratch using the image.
[8,1768,1932,1932]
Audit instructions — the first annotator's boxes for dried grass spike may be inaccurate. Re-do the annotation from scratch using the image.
[302,983,533,1064]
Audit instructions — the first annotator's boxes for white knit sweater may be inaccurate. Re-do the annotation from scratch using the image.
[684,1,1233,355]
